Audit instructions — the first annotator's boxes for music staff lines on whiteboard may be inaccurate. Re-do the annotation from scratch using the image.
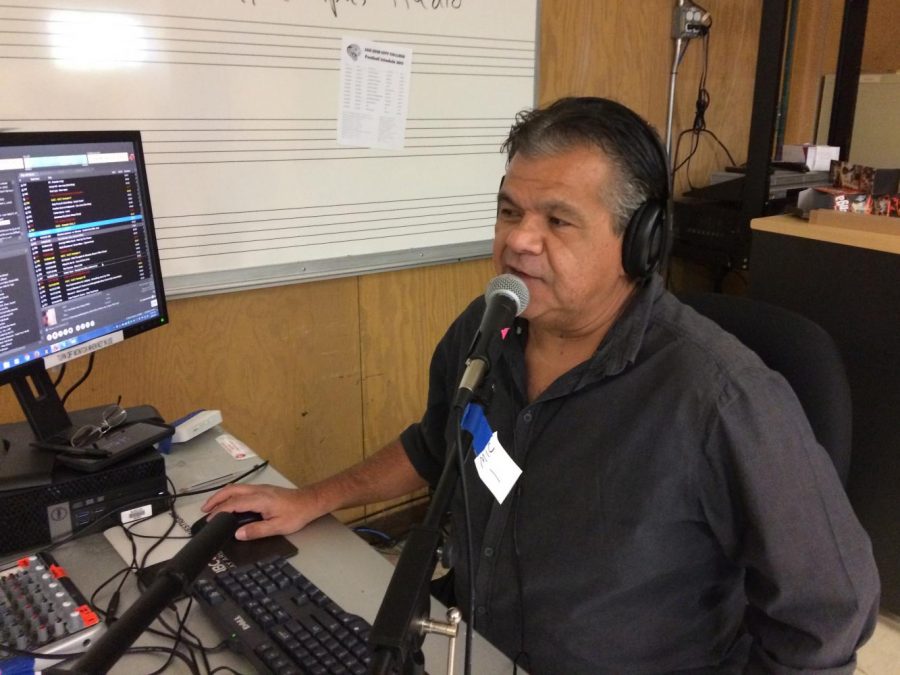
[0,5,533,75]
[0,3,532,45]
[157,209,494,240]
[158,210,491,244]
[157,197,497,230]
[158,218,495,261]
[156,195,495,229]
[0,119,512,133]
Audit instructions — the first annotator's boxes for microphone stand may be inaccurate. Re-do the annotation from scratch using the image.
[48,512,239,674]
[369,406,470,675]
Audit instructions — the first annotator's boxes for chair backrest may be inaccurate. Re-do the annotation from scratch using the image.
[679,292,852,486]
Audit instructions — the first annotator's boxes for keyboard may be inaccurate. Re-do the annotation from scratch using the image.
[0,551,103,670]
[194,554,374,674]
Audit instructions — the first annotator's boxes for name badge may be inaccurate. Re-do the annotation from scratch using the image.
[462,404,522,504]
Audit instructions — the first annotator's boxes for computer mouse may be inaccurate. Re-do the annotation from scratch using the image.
[190,511,263,537]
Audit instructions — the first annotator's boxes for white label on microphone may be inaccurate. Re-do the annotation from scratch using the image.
[474,432,521,504]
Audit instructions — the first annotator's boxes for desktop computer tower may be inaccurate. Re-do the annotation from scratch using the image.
[0,447,169,557]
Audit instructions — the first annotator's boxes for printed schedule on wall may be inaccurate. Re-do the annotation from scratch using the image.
[0,0,538,296]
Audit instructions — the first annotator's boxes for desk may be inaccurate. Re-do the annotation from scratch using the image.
[50,427,518,674]
[750,213,900,614]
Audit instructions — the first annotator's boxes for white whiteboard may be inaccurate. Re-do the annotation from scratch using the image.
[0,0,537,296]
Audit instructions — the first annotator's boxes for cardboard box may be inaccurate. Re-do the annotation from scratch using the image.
[830,161,900,195]
[797,186,870,214]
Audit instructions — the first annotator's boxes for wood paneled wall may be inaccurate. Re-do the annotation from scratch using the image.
[541,0,762,197]
[860,0,900,74]
[4,0,832,518]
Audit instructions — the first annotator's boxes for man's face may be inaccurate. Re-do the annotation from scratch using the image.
[492,145,635,336]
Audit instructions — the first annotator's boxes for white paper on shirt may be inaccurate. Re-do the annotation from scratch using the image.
[338,37,412,149]
[474,432,522,504]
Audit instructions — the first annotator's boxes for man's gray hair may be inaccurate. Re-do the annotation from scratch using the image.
[502,98,667,237]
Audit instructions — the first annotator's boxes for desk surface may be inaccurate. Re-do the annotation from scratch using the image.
[52,427,517,674]
[751,212,900,255]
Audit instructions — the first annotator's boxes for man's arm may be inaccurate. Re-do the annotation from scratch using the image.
[702,371,880,673]
[201,437,428,540]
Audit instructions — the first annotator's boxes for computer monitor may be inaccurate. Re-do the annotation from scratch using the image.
[0,130,167,450]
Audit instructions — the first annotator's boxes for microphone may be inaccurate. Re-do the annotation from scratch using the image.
[452,274,529,410]
[59,512,239,674]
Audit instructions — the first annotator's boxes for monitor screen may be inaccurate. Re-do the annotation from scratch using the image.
[0,130,167,383]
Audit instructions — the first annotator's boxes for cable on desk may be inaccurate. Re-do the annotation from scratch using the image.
[175,460,269,498]
[142,596,199,675]
[31,458,269,672]
[132,483,210,674]
[89,565,134,623]
[122,645,200,675]
[80,491,204,672]
[352,526,395,545]
[208,666,252,675]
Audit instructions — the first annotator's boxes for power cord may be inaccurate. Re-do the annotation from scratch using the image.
[672,31,738,190]
[59,353,95,406]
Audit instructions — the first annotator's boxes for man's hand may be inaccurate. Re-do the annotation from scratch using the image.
[200,483,323,541]
[199,438,425,542]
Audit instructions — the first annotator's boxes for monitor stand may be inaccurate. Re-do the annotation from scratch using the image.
[1,360,171,490]
[0,360,70,489]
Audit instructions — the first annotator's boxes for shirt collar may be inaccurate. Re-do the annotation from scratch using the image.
[503,274,664,381]
[585,274,664,378]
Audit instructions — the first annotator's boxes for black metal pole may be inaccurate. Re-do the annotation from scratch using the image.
[827,0,869,161]
[741,0,789,224]
[369,408,468,675]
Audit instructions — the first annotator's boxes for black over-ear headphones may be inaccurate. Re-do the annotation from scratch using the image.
[615,105,672,280]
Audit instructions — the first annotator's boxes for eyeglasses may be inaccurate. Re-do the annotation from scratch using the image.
[70,404,128,448]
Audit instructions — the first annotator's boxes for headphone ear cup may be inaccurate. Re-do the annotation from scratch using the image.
[622,200,665,278]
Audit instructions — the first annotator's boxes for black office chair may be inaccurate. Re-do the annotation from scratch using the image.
[679,293,852,486]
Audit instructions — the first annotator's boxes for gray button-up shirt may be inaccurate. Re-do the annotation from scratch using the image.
[401,275,879,674]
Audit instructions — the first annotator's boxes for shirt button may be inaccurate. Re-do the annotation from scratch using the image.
[476,606,487,616]
[483,547,494,558]
[523,411,533,423]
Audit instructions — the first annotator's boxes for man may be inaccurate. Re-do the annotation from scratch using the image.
[203,97,879,673]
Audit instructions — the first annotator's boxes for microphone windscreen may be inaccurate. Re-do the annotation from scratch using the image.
[485,274,529,315]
